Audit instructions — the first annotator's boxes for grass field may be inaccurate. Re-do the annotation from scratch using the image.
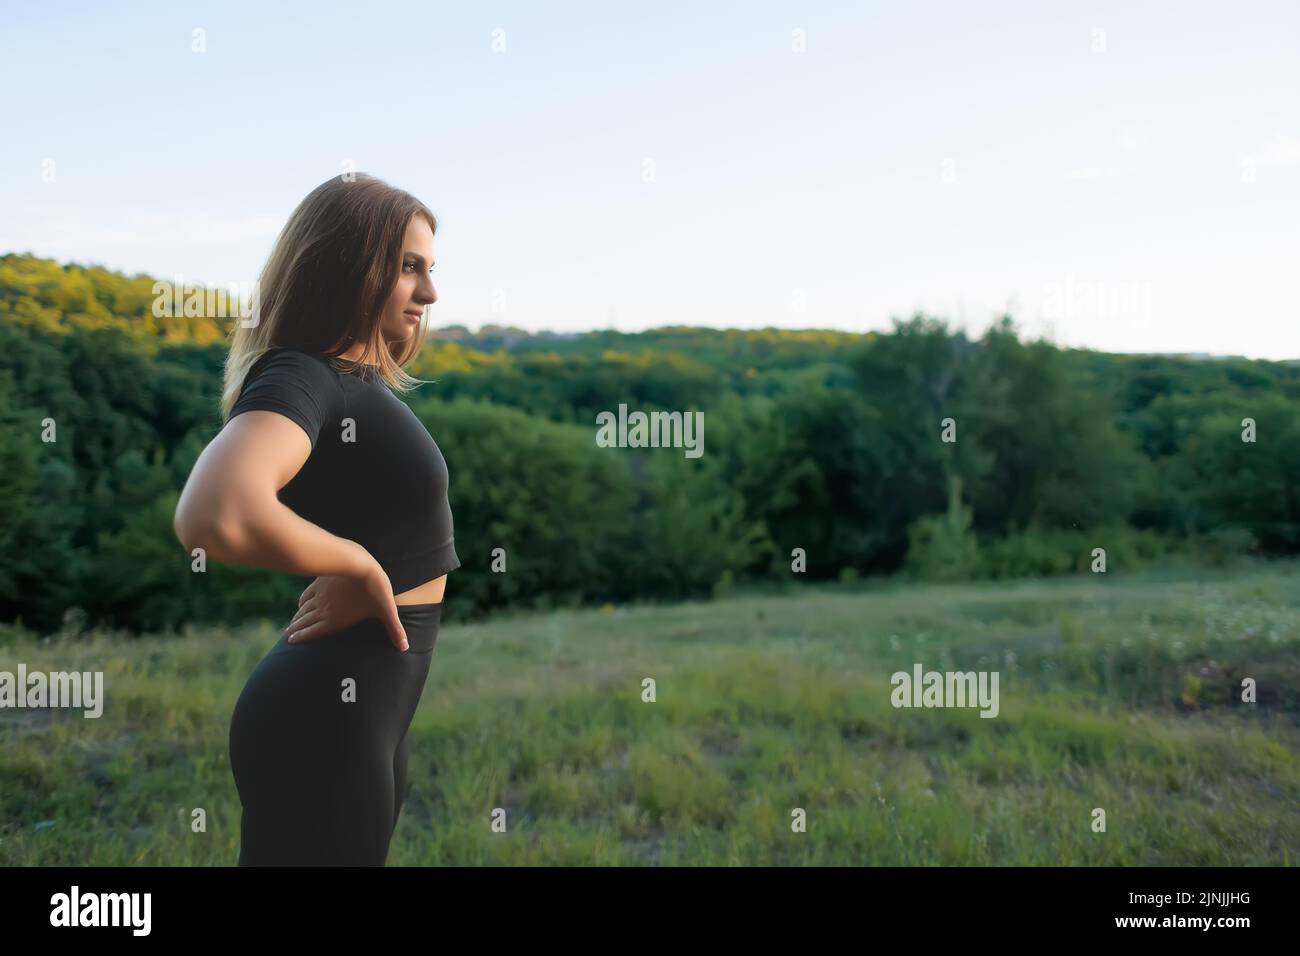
[2,560,1297,865]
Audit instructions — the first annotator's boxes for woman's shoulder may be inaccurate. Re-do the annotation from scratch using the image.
[243,346,346,398]
[247,345,340,376]
[246,346,390,396]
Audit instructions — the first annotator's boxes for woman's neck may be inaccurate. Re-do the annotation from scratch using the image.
[332,342,382,366]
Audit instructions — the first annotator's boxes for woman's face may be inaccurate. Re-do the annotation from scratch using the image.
[379,215,437,345]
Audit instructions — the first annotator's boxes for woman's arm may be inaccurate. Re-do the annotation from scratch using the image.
[173,410,367,578]
[175,360,411,650]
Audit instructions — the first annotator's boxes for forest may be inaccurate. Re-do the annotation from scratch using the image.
[2,251,1297,634]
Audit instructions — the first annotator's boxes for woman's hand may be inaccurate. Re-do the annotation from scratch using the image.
[282,555,410,652]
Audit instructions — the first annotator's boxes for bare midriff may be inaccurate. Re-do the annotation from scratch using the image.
[393,573,447,605]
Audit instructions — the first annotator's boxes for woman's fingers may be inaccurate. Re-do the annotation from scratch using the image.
[284,610,324,642]
[285,619,327,644]
[383,600,409,652]
[361,567,409,653]
[282,600,318,635]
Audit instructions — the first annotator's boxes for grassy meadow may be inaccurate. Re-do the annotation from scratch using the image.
[1,560,1297,865]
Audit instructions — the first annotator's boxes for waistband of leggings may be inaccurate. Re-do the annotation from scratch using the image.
[396,601,444,626]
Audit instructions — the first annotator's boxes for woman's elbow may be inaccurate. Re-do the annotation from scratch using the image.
[174,504,241,559]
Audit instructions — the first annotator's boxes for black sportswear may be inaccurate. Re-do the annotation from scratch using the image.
[226,346,460,593]
[229,601,444,865]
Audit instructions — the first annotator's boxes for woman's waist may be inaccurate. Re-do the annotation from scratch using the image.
[394,573,447,606]
[265,605,443,659]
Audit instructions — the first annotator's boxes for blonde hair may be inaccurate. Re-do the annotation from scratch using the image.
[221,173,437,421]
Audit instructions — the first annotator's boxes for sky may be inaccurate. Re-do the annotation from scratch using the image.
[2,1,1298,358]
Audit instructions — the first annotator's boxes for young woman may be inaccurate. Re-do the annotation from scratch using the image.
[173,173,461,866]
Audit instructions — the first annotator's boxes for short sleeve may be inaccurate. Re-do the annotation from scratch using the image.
[228,348,343,450]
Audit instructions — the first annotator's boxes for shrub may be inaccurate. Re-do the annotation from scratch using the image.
[905,476,980,581]
[1196,526,1258,566]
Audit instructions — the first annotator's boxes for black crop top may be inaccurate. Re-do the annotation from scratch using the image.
[226,346,460,594]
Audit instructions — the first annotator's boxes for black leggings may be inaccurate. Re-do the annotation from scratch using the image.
[228,602,443,866]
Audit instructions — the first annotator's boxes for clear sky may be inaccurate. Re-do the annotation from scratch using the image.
[3,1,1297,358]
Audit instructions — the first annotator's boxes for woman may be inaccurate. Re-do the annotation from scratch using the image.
[173,173,461,866]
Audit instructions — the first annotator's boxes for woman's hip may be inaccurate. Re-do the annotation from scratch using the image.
[230,604,443,745]
[260,601,443,666]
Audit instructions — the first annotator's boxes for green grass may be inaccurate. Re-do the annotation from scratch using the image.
[2,560,1297,865]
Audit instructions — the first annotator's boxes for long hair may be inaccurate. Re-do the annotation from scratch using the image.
[220,173,437,421]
